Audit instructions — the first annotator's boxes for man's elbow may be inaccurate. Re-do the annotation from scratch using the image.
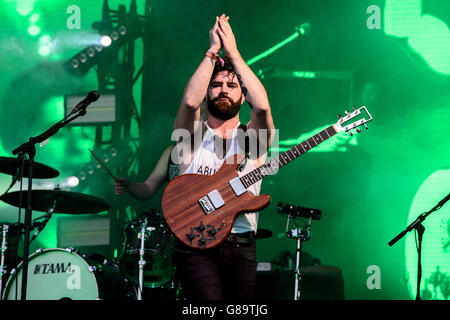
[252,103,271,115]
[183,97,202,111]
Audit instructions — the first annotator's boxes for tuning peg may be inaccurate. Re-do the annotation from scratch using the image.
[345,110,349,115]
[348,131,353,136]
[356,128,361,133]
[364,123,368,130]
[352,107,356,111]
[337,114,342,119]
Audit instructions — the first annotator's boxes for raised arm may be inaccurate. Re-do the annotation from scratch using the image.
[174,17,223,134]
[216,15,275,145]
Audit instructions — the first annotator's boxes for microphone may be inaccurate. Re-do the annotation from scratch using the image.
[71,90,100,115]
[277,202,322,220]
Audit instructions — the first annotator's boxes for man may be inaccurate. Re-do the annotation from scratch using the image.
[172,14,274,300]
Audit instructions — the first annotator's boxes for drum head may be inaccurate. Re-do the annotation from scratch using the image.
[120,250,175,287]
[2,248,99,300]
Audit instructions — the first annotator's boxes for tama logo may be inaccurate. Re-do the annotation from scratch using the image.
[34,262,72,274]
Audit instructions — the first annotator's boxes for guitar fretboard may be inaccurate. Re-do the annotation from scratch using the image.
[240,125,337,188]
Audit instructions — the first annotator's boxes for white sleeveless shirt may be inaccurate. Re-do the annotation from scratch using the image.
[182,121,263,234]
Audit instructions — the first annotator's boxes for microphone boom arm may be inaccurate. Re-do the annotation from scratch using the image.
[246,23,310,66]
[12,92,99,155]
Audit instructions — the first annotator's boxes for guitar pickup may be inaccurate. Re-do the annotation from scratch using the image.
[229,177,246,196]
[199,189,224,215]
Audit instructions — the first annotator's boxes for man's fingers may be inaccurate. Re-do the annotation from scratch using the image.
[217,19,228,35]
[218,16,232,33]
[217,26,226,39]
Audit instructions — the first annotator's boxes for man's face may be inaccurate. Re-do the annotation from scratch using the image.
[206,70,244,120]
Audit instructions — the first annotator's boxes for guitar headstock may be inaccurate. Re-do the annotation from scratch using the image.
[334,106,373,136]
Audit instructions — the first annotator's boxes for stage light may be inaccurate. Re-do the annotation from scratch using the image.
[86,47,95,58]
[38,35,52,57]
[87,165,94,175]
[38,46,50,57]
[71,58,79,69]
[79,53,87,63]
[100,35,112,47]
[16,1,34,16]
[67,176,79,187]
[27,25,40,36]
[65,176,80,188]
[64,23,140,76]
[118,25,127,36]
[64,93,116,125]
[110,31,119,41]
[79,171,87,181]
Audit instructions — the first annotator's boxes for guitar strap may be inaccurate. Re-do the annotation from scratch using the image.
[167,144,179,182]
[238,123,250,160]
[197,122,250,159]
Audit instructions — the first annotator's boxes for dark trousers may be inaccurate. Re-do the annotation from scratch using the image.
[175,232,257,300]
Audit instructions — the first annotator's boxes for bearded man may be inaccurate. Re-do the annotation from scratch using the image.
[172,14,275,300]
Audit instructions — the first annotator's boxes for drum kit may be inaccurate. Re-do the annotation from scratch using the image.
[0,157,179,300]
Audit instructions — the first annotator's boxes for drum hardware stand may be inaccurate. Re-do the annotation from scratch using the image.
[11,93,97,300]
[136,217,155,300]
[286,215,312,300]
[278,202,322,300]
[0,224,9,300]
[30,200,56,244]
[389,192,450,300]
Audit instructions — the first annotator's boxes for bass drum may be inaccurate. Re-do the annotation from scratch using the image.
[2,248,136,300]
[119,210,175,287]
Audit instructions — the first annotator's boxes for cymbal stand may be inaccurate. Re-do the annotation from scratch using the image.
[0,224,9,300]
[30,200,56,244]
[286,214,312,300]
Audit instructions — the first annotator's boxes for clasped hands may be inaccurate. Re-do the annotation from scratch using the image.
[209,14,240,60]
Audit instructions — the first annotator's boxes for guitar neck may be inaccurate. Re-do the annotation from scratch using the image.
[240,125,338,188]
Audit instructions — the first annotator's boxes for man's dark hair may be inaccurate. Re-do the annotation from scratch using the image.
[210,56,235,82]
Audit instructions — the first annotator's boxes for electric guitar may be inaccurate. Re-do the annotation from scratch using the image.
[161,106,373,249]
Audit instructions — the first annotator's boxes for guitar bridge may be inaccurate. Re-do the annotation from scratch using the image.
[199,189,224,215]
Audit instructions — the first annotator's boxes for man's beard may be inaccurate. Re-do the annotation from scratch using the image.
[207,94,242,120]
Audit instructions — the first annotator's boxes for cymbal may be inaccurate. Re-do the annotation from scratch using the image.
[255,228,272,239]
[0,190,110,214]
[0,157,59,179]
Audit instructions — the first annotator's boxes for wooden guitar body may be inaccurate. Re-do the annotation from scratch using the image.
[161,154,271,249]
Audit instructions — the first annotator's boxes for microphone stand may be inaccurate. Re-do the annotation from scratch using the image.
[388,192,450,300]
[11,107,89,300]
[246,23,310,66]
